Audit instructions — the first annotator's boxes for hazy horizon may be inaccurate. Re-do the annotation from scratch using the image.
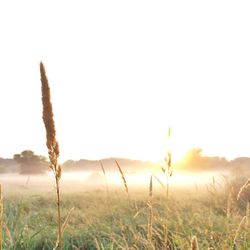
[2,147,250,163]
[1,145,250,163]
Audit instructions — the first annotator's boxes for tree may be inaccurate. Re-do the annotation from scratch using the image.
[177,148,228,171]
[13,150,48,175]
[181,148,203,169]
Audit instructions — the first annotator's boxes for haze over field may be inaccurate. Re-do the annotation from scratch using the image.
[0,148,249,195]
[1,148,250,174]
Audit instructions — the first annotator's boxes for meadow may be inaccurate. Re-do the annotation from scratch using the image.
[1,171,250,250]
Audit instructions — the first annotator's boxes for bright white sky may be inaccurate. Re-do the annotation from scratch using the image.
[0,1,250,162]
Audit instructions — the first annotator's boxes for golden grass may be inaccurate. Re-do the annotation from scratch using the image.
[246,202,250,227]
[147,175,153,244]
[40,62,62,250]
[237,178,250,200]
[227,187,234,219]
[233,216,246,249]
[152,174,167,194]
[166,127,172,199]
[99,160,109,196]
[115,160,128,194]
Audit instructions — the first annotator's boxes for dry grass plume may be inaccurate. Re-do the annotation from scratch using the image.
[40,62,62,250]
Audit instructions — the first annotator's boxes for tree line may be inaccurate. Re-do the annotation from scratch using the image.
[0,149,249,175]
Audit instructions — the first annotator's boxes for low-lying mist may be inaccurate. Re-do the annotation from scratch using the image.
[3,148,250,196]
[0,170,233,195]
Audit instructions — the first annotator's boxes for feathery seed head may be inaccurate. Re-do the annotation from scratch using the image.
[40,62,58,155]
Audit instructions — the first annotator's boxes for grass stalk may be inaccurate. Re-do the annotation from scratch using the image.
[164,127,172,199]
[115,160,128,194]
[246,202,250,227]
[237,178,250,201]
[40,62,62,250]
[226,187,234,219]
[233,216,246,249]
[147,175,153,244]
[100,161,109,197]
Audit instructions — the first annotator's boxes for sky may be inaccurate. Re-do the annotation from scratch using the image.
[0,1,250,162]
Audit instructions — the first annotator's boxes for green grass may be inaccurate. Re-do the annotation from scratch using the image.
[2,186,250,250]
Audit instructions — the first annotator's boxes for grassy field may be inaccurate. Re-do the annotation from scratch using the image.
[2,176,250,250]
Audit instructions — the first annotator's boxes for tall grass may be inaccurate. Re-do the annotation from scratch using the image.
[227,187,234,219]
[3,174,250,248]
[99,160,109,197]
[162,127,172,199]
[40,62,62,250]
[115,160,128,194]
[237,178,250,200]
[0,185,2,250]
[233,216,246,249]
[147,175,153,245]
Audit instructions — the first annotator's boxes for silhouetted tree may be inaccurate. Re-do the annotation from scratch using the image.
[13,150,48,175]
